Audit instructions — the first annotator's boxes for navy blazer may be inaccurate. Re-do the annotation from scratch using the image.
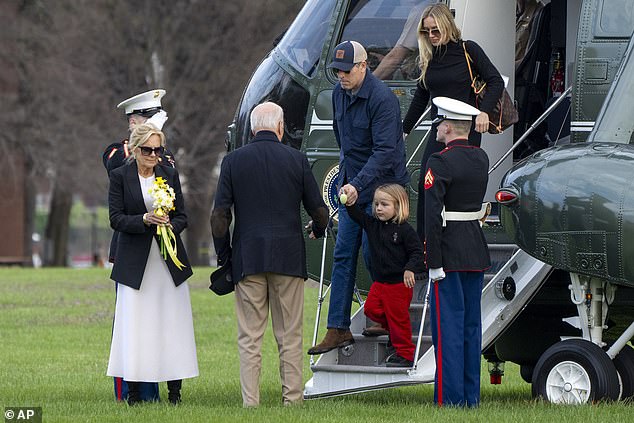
[212,130,328,283]
[109,161,193,289]
[102,140,176,263]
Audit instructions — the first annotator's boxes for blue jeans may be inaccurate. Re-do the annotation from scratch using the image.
[327,202,372,329]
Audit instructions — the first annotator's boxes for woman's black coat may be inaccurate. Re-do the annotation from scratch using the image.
[108,161,192,289]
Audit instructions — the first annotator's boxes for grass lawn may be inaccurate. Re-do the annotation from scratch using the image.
[0,267,631,422]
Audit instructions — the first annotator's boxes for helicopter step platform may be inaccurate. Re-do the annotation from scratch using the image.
[304,249,552,399]
[311,364,412,374]
[321,334,433,368]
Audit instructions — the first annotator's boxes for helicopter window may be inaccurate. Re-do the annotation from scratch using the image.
[277,0,337,78]
[593,0,634,38]
[338,0,433,81]
[234,57,310,151]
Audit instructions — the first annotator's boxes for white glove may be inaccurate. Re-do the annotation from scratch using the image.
[429,267,446,281]
[147,110,168,130]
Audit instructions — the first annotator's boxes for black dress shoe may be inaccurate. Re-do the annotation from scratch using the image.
[385,353,414,367]
[126,381,142,406]
[167,380,182,405]
[168,393,181,405]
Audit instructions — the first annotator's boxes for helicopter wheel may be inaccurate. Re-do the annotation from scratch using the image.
[532,339,619,404]
[519,364,534,383]
[613,344,634,400]
[340,344,355,357]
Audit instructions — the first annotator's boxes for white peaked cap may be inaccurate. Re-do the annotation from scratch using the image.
[432,96,481,124]
[117,89,166,114]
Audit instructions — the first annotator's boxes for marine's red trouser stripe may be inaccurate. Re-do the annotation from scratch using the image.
[434,281,443,406]
[115,377,123,401]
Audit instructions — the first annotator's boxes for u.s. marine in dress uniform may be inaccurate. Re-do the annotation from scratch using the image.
[102,89,177,263]
[424,97,491,408]
[103,89,175,177]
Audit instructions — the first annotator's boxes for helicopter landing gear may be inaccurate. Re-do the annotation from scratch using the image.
[530,274,629,403]
[519,364,534,383]
[613,344,634,400]
[531,338,620,404]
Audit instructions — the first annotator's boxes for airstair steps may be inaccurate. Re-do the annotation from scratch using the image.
[325,280,434,368]
[332,332,433,367]
[350,334,432,343]
[487,243,519,277]
[305,248,553,399]
[311,364,412,374]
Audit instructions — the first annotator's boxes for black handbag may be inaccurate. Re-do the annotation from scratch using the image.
[209,261,234,295]
[463,42,519,134]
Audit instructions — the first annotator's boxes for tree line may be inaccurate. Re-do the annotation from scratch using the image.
[0,0,303,265]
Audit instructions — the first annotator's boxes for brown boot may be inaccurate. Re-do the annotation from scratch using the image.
[307,328,354,355]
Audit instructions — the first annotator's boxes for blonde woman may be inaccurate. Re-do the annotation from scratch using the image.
[344,184,424,367]
[402,3,504,239]
[107,123,197,405]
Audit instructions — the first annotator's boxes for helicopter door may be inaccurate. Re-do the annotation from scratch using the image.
[449,0,515,201]
[305,0,435,219]
[303,0,434,290]
[572,0,634,143]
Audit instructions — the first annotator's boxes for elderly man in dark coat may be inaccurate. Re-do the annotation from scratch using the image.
[210,102,328,407]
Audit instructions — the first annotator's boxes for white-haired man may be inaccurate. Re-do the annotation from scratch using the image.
[211,102,328,407]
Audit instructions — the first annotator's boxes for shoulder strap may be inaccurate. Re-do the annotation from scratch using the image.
[462,41,473,78]
[462,41,486,95]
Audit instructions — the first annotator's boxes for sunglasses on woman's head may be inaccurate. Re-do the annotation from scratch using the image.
[139,146,165,156]
[420,28,441,37]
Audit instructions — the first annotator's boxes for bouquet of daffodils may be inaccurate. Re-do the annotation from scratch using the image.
[148,177,186,270]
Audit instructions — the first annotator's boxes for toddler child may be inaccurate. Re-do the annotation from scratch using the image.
[343,184,424,366]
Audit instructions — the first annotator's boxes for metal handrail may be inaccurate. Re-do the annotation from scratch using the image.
[309,207,365,366]
[412,277,432,370]
[405,106,432,167]
[488,85,573,174]
[310,209,337,366]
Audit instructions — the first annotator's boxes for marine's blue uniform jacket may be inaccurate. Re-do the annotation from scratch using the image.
[424,139,491,271]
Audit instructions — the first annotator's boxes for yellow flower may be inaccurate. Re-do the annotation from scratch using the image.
[147,177,186,270]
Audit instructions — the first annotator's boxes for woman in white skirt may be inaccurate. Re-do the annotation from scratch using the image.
[107,122,198,405]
